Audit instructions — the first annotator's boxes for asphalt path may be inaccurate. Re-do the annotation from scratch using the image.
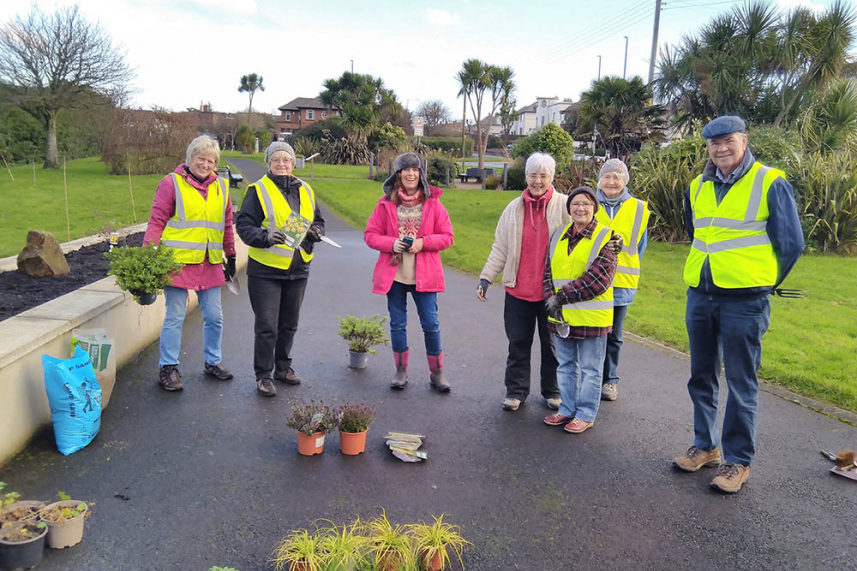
[2,158,855,571]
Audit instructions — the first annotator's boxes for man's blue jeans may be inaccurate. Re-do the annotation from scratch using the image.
[554,334,607,423]
[386,281,441,355]
[686,289,770,466]
[159,286,223,368]
[602,304,629,385]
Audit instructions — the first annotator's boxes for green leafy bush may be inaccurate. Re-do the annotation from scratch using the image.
[235,124,254,154]
[485,175,501,190]
[421,136,473,157]
[286,401,337,436]
[104,245,183,296]
[370,122,409,152]
[337,403,375,433]
[505,164,526,191]
[323,133,371,165]
[510,123,576,171]
[295,118,346,142]
[426,154,460,187]
[337,315,389,353]
[292,136,323,158]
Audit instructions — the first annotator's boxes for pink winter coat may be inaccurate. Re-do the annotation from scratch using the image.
[143,164,236,291]
[364,186,454,294]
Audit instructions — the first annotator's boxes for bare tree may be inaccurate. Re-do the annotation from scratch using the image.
[0,6,133,169]
[414,100,452,136]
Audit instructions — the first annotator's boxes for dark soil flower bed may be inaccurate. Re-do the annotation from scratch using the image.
[0,232,144,322]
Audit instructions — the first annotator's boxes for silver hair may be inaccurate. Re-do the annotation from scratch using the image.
[525,152,556,182]
[185,135,221,166]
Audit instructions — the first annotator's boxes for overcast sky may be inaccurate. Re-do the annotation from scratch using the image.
[0,0,841,117]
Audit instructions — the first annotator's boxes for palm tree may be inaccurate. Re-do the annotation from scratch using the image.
[238,73,265,126]
[456,60,515,169]
[579,76,665,161]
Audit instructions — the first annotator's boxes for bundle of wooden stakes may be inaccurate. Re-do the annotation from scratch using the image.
[386,432,428,463]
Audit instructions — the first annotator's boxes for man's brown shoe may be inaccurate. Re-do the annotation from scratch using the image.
[158,365,183,391]
[274,368,301,385]
[204,362,233,380]
[710,462,750,493]
[673,446,722,472]
[256,377,277,397]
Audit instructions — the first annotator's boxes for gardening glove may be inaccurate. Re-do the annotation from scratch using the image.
[224,256,236,281]
[606,232,624,255]
[268,229,287,246]
[476,279,490,302]
[545,294,563,320]
[304,225,323,243]
[392,239,409,254]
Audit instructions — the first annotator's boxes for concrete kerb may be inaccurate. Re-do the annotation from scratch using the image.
[0,227,249,467]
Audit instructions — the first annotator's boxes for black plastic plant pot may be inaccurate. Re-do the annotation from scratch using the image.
[0,525,48,570]
[132,291,158,306]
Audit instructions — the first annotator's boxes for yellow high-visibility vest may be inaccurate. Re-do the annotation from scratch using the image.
[684,162,780,289]
[160,174,228,264]
[595,197,649,289]
[246,175,316,270]
[547,222,614,328]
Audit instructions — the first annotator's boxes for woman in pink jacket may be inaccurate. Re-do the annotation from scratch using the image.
[364,153,454,393]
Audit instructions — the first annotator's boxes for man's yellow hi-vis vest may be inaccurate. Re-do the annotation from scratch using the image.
[684,162,781,289]
[160,174,228,264]
[595,197,649,289]
[246,175,316,270]
[548,222,614,328]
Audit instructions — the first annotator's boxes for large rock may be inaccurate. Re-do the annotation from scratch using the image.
[17,230,71,277]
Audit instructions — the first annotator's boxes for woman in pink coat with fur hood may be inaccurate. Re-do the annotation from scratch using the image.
[364,153,454,393]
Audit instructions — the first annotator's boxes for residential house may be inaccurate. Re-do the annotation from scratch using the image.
[275,97,339,137]
[511,101,538,136]
[512,97,574,136]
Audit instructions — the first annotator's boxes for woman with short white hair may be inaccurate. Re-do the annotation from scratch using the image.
[144,135,237,391]
[476,152,570,412]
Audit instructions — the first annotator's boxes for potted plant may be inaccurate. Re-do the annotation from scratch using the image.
[336,403,375,456]
[0,482,43,525]
[0,521,48,570]
[408,515,472,571]
[104,244,183,305]
[270,528,325,571]
[365,510,414,571]
[317,519,368,571]
[337,315,389,369]
[286,402,337,456]
[39,492,90,549]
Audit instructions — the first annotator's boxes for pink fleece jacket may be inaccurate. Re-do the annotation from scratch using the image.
[364,186,454,294]
[143,164,236,291]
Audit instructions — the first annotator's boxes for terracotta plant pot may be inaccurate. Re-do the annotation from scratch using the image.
[339,429,368,455]
[377,552,404,571]
[289,561,310,571]
[41,501,88,549]
[0,522,48,570]
[420,548,445,571]
[348,350,369,369]
[296,431,325,456]
[0,501,45,524]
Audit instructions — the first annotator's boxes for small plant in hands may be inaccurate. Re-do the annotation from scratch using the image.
[337,403,375,433]
[286,401,337,436]
[104,245,183,297]
[40,492,89,523]
[337,315,390,353]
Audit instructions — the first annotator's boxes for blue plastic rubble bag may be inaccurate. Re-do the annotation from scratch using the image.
[41,346,103,455]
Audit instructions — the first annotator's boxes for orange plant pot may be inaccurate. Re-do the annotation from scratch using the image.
[420,548,445,571]
[296,431,325,456]
[339,430,368,455]
[290,561,310,571]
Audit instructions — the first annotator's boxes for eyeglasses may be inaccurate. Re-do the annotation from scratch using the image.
[570,202,594,209]
[271,158,293,165]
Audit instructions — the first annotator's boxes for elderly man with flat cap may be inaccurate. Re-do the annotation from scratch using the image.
[672,116,804,493]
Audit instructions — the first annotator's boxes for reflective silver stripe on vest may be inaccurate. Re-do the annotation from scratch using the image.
[692,217,767,231]
[617,265,641,275]
[562,300,614,311]
[691,234,772,253]
[746,166,770,222]
[257,183,294,255]
[262,245,294,257]
[165,220,225,231]
[550,226,611,289]
[621,200,644,256]
[161,240,206,251]
[296,178,316,212]
[170,174,227,224]
[693,165,771,232]
[171,174,186,220]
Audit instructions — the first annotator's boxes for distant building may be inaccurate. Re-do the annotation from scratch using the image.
[512,97,573,136]
[276,97,339,137]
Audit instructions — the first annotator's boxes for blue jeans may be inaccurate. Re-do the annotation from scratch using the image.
[554,334,607,423]
[159,286,223,368]
[386,281,441,355]
[686,289,770,466]
[602,304,629,385]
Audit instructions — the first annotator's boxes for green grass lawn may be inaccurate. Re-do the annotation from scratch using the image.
[0,157,244,258]
[310,178,857,414]
[222,151,372,180]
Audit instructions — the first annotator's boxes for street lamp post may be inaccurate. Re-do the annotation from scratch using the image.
[597,55,602,81]
[350,60,353,73]
[623,36,629,79]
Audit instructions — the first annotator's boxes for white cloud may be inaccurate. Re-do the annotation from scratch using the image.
[424,8,461,27]
[777,0,825,13]
[190,0,258,16]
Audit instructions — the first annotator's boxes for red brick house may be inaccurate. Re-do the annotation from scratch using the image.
[276,97,338,137]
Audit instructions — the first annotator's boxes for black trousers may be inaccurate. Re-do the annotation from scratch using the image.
[247,276,308,379]
[503,292,559,400]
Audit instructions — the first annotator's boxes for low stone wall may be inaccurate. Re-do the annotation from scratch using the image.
[0,227,249,467]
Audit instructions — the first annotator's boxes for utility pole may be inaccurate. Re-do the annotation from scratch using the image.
[648,0,662,84]
[350,60,354,73]
[623,36,629,79]
[593,55,601,160]
[597,55,602,81]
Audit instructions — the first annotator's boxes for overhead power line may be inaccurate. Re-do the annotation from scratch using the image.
[544,8,656,65]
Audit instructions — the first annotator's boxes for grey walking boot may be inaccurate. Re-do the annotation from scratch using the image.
[390,350,409,390]
[427,353,450,393]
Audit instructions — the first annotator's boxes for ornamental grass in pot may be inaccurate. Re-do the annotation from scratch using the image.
[336,403,375,456]
[105,245,183,305]
[39,492,90,549]
[366,510,414,571]
[408,514,471,571]
[270,528,325,571]
[286,401,337,456]
[0,520,48,570]
[337,315,389,369]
